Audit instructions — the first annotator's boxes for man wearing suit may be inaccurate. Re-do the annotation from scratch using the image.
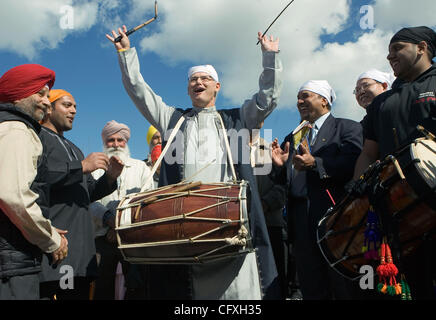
[272,80,363,299]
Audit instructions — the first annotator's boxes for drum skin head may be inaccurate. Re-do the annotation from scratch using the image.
[410,139,436,189]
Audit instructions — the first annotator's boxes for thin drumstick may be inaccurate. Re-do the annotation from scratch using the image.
[257,0,296,45]
[114,1,158,43]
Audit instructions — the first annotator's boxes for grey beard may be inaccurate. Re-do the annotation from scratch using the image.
[15,101,44,122]
[103,144,130,164]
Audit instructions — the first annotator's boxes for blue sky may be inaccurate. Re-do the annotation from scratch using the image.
[1,0,435,161]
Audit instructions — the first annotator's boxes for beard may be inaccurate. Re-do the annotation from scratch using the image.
[103,144,130,164]
[15,96,46,122]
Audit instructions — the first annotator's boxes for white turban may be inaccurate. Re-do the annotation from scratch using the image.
[357,69,396,89]
[299,80,336,106]
[188,65,219,83]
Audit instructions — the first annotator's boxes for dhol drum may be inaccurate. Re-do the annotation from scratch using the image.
[115,180,252,264]
[317,138,436,280]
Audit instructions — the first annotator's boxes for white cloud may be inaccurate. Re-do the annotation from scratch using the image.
[0,0,98,59]
[2,0,436,124]
[373,0,436,32]
[132,0,436,122]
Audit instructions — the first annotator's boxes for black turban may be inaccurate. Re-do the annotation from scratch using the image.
[390,26,436,58]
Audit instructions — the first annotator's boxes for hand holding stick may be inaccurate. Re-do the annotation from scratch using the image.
[257,0,295,45]
[113,1,158,43]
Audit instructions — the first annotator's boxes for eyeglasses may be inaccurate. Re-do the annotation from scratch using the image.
[353,81,381,95]
[189,75,215,84]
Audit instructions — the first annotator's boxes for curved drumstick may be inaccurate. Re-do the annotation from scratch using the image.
[256,0,296,45]
[114,1,158,43]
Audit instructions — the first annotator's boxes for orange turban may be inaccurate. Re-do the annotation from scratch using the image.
[49,89,73,103]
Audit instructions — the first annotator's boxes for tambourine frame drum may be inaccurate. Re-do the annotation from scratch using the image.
[115,180,253,264]
[317,138,436,280]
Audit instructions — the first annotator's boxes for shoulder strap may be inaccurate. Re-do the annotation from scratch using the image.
[140,115,186,191]
[215,112,238,182]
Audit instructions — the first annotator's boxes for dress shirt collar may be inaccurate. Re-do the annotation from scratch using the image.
[312,111,331,130]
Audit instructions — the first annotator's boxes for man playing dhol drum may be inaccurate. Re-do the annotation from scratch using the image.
[106,26,282,299]
[353,26,436,300]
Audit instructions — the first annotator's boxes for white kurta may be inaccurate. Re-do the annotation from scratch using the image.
[117,47,283,299]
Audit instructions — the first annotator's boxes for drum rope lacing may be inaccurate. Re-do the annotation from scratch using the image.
[117,185,239,210]
[117,219,248,248]
[116,199,236,230]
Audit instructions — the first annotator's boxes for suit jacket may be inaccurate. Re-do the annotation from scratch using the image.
[278,114,363,230]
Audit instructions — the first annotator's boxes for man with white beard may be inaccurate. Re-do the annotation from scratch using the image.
[90,120,153,300]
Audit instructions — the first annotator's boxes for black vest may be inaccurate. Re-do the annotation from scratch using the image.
[0,103,48,278]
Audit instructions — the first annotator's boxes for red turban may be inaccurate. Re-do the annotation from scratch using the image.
[0,64,55,102]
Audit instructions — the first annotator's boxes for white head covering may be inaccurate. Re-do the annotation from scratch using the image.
[299,80,336,106]
[188,65,219,83]
[357,69,396,89]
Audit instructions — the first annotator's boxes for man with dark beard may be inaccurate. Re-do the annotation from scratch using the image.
[38,90,124,300]
[90,120,153,299]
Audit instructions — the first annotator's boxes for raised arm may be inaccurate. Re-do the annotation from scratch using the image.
[241,32,283,130]
[106,25,175,133]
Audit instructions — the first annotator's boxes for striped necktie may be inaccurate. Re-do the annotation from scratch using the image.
[308,124,316,147]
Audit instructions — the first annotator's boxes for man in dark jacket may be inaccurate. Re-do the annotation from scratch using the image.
[272,80,363,299]
[38,89,123,300]
[249,122,288,299]
[0,64,68,300]
[353,26,436,300]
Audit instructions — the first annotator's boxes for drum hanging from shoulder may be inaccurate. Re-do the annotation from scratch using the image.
[317,138,436,280]
[115,180,253,264]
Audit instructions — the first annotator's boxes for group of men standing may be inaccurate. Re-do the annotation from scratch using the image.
[0,24,435,300]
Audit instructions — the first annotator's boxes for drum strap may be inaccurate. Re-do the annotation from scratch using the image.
[141,111,239,192]
[215,112,238,182]
[140,115,186,192]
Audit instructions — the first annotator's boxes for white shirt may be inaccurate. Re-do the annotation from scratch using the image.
[290,112,331,197]
[309,112,331,148]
